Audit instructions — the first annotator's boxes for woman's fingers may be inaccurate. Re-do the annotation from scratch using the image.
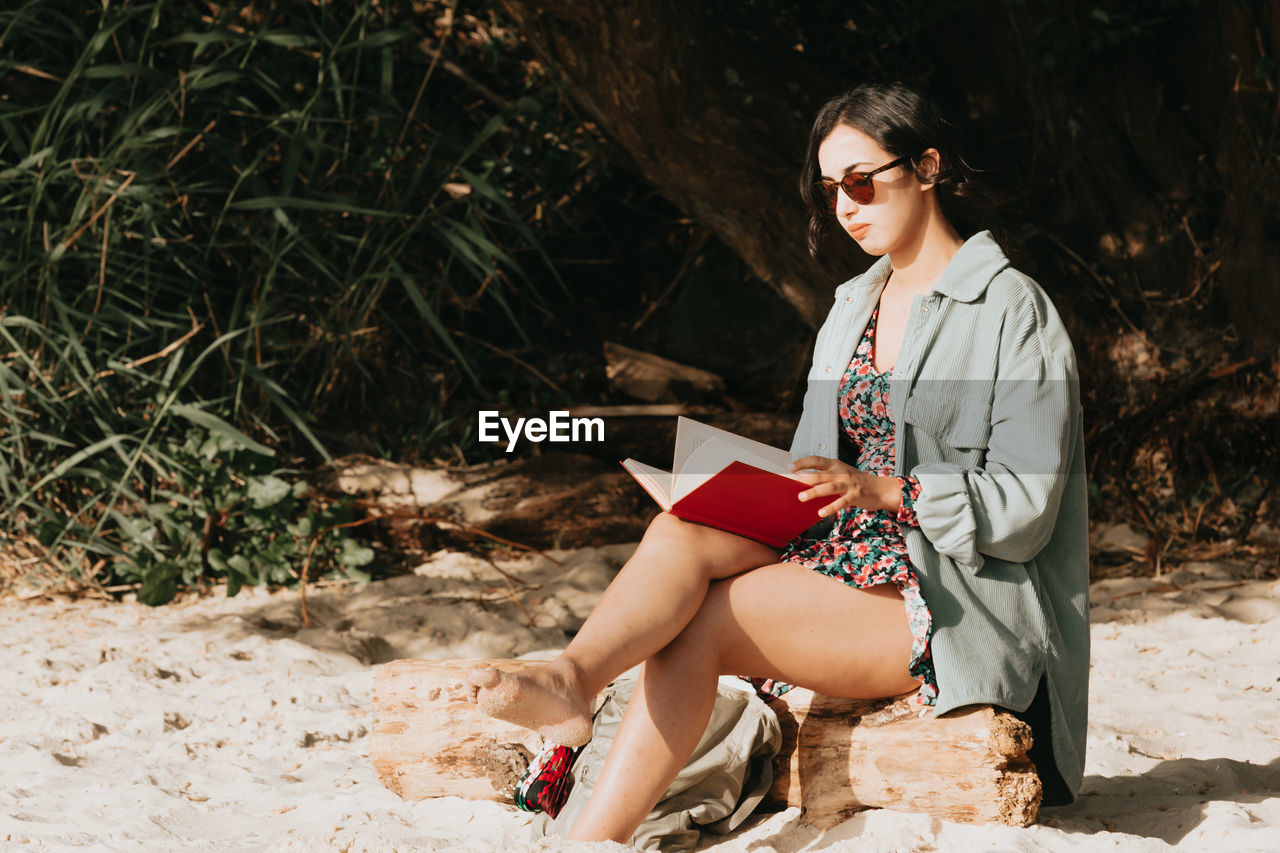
[793,472,820,487]
[789,455,833,472]
[797,484,849,517]
[796,480,835,501]
[797,480,854,503]
[792,459,877,516]
[816,497,846,517]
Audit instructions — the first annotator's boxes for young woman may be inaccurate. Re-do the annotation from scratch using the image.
[466,81,1090,842]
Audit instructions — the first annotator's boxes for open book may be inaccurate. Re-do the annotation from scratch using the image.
[620,416,825,548]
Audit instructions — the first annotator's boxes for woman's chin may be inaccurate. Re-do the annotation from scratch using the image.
[852,237,887,256]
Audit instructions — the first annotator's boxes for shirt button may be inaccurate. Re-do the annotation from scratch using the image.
[845,296,853,303]
[824,365,832,373]
[921,304,929,313]
[818,442,826,450]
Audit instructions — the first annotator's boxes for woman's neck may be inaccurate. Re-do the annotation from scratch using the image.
[885,208,965,294]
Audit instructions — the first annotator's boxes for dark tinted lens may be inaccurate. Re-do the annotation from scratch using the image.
[841,174,875,205]
[818,181,839,211]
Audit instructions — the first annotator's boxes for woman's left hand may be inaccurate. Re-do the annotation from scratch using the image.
[789,456,902,517]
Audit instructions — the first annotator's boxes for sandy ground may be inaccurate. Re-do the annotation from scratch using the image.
[2,545,1278,852]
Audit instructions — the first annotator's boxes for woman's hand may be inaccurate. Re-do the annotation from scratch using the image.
[789,456,902,517]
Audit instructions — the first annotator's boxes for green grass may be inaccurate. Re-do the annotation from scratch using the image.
[0,0,563,596]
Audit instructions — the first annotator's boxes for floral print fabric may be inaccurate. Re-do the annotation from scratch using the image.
[740,305,938,706]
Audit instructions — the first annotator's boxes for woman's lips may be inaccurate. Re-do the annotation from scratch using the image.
[848,223,870,238]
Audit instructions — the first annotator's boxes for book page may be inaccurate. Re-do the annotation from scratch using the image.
[671,416,713,477]
[671,438,798,504]
[620,458,673,510]
[672,416,794,478]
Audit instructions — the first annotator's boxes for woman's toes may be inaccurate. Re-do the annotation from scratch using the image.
[464,665,502,690]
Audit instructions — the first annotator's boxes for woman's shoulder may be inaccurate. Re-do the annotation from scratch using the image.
[982,266,1077,365]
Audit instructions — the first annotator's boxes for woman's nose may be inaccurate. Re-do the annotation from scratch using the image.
[835,187,859,217]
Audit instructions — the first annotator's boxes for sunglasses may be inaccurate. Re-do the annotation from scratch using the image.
[817,157,908,211]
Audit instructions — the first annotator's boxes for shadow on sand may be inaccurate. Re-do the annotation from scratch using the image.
[1043,756,1280,843]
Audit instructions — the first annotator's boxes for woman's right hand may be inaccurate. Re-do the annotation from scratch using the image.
[790,456,902,517]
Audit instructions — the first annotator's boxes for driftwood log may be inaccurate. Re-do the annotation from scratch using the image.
[370,659,547,801]
[370,658,1041,827]
[766,687,1041,827]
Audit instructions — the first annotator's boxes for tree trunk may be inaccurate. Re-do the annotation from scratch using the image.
[495,0,864,329]
[369,658,1042,827]
[493,1,1280,355]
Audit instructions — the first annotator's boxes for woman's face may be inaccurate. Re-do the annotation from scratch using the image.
[816,123,935,257]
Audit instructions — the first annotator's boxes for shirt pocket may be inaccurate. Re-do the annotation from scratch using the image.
[903,388,993,452]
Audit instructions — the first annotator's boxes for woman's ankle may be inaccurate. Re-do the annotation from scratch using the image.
[545,655,597,708]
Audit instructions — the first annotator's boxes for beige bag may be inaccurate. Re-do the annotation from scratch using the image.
[530,671,781,851]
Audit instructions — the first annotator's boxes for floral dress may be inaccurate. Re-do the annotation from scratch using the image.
[740,305,939,706]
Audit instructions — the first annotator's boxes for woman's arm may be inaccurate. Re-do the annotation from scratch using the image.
[910,347,1081,570]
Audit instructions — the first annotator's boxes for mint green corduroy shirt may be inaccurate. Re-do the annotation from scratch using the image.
[789,230,1090,800]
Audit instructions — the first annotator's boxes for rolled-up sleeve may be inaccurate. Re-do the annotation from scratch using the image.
[911,342,1080,571]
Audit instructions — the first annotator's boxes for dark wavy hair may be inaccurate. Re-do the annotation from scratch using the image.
[799,81,1004,269]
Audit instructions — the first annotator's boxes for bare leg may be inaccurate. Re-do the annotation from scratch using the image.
[566,564,918,843]
[465,512,780,745]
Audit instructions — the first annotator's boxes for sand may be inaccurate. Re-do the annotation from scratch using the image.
[2,545,1277,852]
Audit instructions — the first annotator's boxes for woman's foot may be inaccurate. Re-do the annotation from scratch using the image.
[464,663,595,747]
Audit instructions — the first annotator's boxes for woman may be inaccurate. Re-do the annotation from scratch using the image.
[466,81,1090,842]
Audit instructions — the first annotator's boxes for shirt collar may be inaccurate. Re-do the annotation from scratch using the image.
[843,230,1009,303]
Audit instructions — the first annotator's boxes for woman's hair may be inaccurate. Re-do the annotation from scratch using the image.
[799,81,1004,269]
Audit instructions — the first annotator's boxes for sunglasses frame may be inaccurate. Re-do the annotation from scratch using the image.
[818,156,909,211]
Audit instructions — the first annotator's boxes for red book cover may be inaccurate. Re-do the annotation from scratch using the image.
[620,458,825,549]
[669,460,824,548]
[621,416,829,548]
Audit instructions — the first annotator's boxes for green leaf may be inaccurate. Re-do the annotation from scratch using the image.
[139,563,179,606]
[81,63,167,81]
[0,146,53,178]
[333,29,410,53]
[170,404,274,457]
[226,554,253,577]
[185,69,245,90]
[247,474,291,508]
[18,434,130,504]
[207,548,229,572]
[229,196,404,218]
[243,367,332,462]
[336,537,374,567]
[341,567,372,585]
[256,31,321,48]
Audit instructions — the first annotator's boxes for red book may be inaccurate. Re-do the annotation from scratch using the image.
[620,416,825,549]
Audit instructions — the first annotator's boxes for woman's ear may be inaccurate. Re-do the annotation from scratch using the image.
[917,147,942,188]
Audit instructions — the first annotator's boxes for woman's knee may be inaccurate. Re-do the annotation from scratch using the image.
[639,511,776,576]
[645,510,696,539]
[637,512,710,559]
[651,579,733,671]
